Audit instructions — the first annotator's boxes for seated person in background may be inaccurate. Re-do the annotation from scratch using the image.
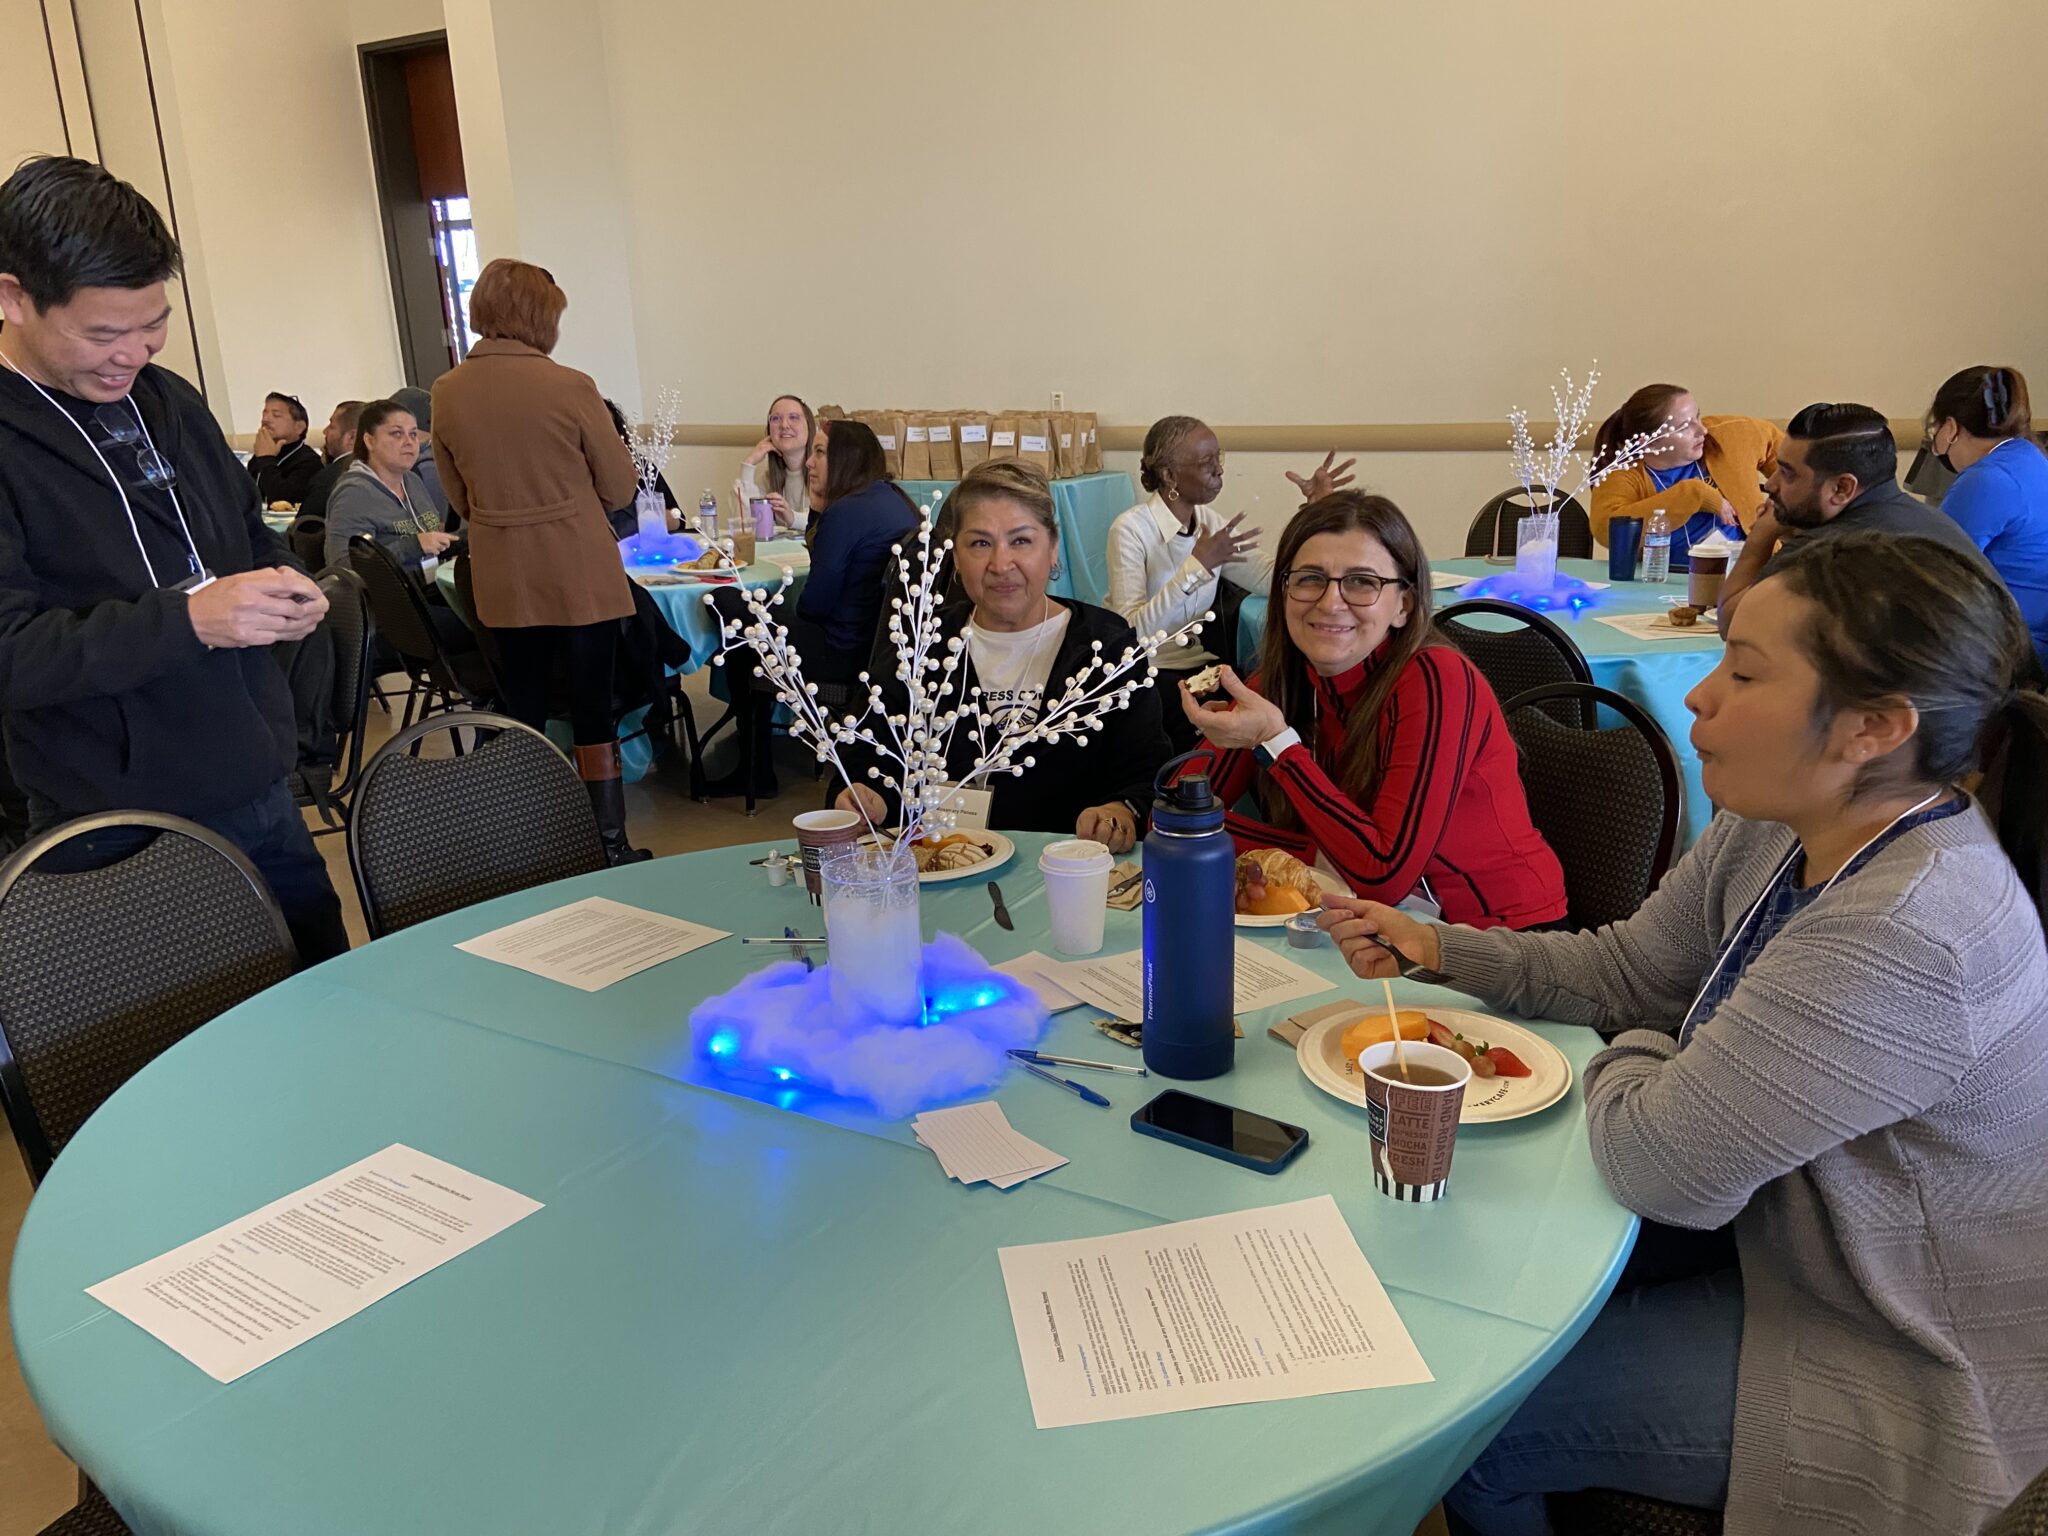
[246,389,322,507]
[296,399,363,531]
[1588,383,1779,565]
[603,397,676,538]
[1107,413,1353,751]
[792,418,919,683]
[836,460,1170,852]
[324,400,452,570]
[1718,400,1990,632]
[1927,364,2048,668]
[1179,491,1566,930]
[739,393,813,534]
[1326,533,2048,1536]
[391,385,452,522]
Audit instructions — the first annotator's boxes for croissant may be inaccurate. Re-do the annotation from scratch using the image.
[1235,848,1321,915]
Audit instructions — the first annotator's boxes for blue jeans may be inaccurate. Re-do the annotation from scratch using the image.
[30,779,349,968]
[1444,1239,1741,1536]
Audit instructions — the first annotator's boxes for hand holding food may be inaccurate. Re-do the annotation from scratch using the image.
[1180,667,1286,749]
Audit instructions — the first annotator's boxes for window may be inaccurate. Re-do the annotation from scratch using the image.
[429,196,480,363]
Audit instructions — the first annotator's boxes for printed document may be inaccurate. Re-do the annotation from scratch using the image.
[456,895,728,990]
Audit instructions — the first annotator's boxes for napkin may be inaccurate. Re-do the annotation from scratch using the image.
[1107,861,1142,910]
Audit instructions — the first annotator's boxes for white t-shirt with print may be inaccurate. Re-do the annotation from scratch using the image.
[965,609,1071,733]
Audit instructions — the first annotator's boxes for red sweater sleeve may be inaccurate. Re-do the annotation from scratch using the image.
[1265,650,1479,903]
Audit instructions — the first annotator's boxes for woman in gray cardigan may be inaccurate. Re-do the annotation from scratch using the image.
[1325,532,2048,1536]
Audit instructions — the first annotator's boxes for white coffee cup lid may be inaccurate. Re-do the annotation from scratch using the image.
[1689,530,1735,557]
[1040,838,1114,874]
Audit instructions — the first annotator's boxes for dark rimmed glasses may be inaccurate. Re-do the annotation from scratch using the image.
[92,406,178,491]
[1280,568,1410,606]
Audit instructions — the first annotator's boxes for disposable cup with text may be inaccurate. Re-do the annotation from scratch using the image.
[793,809,866,905]
[1358,1040,1469,1203]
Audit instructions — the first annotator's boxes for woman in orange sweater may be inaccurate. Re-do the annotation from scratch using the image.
[1590,384,1781,570]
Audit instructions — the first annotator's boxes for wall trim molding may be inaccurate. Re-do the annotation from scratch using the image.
[657,419,1929,454]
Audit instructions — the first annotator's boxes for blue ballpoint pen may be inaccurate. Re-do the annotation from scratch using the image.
[1010,1055,1111,1107]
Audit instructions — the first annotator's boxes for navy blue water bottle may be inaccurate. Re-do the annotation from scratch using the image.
[1142,751,1236,1079]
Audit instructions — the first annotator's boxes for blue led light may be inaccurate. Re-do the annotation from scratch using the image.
[1458,571,1606,618]
[706,1030,738,1057]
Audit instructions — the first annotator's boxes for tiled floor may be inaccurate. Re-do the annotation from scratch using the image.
[0,671,1449,1535]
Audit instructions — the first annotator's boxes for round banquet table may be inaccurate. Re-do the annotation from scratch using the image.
[11,835,1636,1536]
[1238,557,1724,842]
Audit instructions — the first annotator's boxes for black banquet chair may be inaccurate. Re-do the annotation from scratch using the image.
[1548,1488,1723,1535]
[300,568,375,836]
[1504,682,1683,933]
[347,711,606,939]
[0,813,296,1184]
[1465,487,1593,561]
[1435,598,1595,726]
[348,536,495,728]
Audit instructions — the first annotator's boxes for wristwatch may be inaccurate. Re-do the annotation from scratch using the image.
[1253,727,1302,768]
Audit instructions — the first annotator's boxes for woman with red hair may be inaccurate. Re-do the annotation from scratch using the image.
[430,259,647,863]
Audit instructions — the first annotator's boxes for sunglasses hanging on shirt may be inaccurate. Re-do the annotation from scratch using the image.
[92,405,180,491]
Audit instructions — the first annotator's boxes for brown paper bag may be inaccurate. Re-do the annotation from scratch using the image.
[1052,411,1082,478]
[857,410,904,478]
[926,412,961,480]
[900,412,932,480]
[1079,411,1101,473]
[1012,414,1054,476]
[988,414,1022,464]
[956,410,994,472]
[817,403,850,422]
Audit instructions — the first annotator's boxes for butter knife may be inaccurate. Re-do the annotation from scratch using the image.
[987,881,1014,931]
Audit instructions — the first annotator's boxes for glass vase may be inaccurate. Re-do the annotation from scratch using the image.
[635,488,668,541]
[1514,513,1559,591]
[820,843,925,1026]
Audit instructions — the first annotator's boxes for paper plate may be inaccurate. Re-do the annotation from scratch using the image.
[871,831,1018,885]
[1236,867,1350,929]
[1297,1005,1572,1124]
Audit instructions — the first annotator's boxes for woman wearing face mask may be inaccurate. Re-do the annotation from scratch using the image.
[1108,414,1354,750]
[835,460,1171,852]
[1926,365,2048,668]
[739,394,815,535]
[1588,384,1780,567]
[1324,533,2048,1536]
[1179,492,1565,929]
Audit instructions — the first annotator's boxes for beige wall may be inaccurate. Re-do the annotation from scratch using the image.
[576,0,2046,544]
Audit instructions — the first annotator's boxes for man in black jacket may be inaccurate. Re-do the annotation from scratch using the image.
[246,391,321,507]
[0,156,347,962]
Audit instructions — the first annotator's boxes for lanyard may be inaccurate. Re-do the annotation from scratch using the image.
[0,352,207,586]
[1675,791,1944,1049]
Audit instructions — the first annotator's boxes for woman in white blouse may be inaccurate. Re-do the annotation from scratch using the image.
[738,394,814,533]
[1107,414,1353,748]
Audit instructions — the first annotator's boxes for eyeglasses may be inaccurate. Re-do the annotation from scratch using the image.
[1281,569,1409,605]
[92,406,177,491]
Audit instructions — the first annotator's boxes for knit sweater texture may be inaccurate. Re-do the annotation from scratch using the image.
[1438,805,2048,1535]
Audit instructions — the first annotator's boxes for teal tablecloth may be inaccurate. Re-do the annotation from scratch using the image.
[432,541,809,782]
[899,470,1136,607]
[12,837,1633,1536]
[1239,558,1720,842]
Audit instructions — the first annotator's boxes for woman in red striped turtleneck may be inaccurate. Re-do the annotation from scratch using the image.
[1179,491,1566,930]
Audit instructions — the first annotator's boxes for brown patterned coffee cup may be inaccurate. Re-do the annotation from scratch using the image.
[1687,552,1729,610]
[1358,1040,1470,1202]
[793,809,865,904]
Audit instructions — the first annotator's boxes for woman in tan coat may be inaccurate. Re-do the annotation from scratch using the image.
[430,259,647,863]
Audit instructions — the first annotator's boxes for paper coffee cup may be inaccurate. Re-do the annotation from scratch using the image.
[1358,1040,1469,1202]
[1039,838,1114,955]
[1687,552,1729,610]
[793,809,865,905]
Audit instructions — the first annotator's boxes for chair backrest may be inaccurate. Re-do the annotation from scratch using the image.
[0,814,296,1182]
[290,516,328,569]
[1435,599,1595,725]
[349,536,465,692]
[1503,683,1681,932]
[347,711,606,938]
[320,568,375,806]
[1465,487,1593,559]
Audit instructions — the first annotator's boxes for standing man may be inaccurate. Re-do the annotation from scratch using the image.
[247,390,322,507]
[0,155,348,962]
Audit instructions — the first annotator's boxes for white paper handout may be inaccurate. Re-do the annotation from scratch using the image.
[993,951,1085,1013]
[914,1101,1066,1189]
[1429,571,1473,590]
[87,1145,542,1384]
[1043,941,1334,1021]
[1000,1194,1430,1427]
[455,896,728,991]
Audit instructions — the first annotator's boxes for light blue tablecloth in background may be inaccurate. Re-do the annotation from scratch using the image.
[1239,558,1721,842]
[899,470,1136,607]
[13,836,1634,1536]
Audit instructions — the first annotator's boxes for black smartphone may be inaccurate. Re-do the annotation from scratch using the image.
[1130,1089,1309,1174]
